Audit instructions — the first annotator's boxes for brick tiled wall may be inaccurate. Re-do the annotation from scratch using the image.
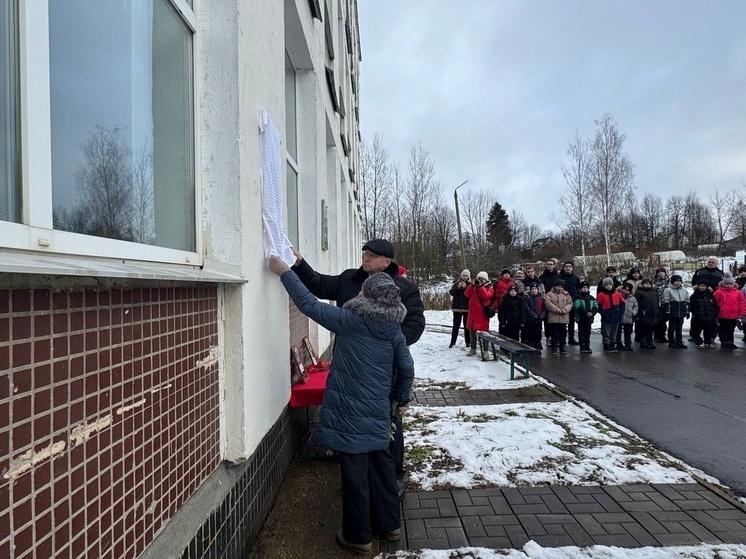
[0,286,221,559]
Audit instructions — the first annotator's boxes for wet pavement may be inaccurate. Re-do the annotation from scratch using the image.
[528,332,746,497]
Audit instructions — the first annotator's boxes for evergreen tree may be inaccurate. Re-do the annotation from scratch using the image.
[486,201,513,250]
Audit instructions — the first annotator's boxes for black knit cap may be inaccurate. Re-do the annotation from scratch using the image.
[362,239,395,259]
[579,280,590,288]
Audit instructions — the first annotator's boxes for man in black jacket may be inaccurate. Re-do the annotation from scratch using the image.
[692,256,724,292]
[291,239,425,500]
[559,261,581,345]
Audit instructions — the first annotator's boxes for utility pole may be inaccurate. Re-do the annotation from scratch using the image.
[454,180,468,272]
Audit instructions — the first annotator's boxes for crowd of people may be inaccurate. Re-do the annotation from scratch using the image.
[450,257,746,355]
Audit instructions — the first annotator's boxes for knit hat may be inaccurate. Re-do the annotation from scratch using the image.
[501,268,511,276]
[579,280,590,289]
[461,269,471,278]
[641,278,652,286]
[397,266,407,276]
[362,239,395,258]
[564,261,574,267]
[722,273,736,287]
[602,277,614,288]
[508,284,517,292]
[670,274,682,283]
[554,279,565,287]
[630,267,640,274]
[657,266,667,272]
[362,272,401,304]
[622,282,633,291]
[697,279,708,286]
[514,270,525,278]
[476,271,489,282]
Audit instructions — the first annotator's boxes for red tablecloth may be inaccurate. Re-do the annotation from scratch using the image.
[289,370,329,407]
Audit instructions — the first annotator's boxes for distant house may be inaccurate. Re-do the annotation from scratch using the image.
[651,250,687,264]
[574,252,637,272]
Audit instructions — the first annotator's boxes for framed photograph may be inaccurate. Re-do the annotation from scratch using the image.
[302,337,319,366]
[291,345,309,384]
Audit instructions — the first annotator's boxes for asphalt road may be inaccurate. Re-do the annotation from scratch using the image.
[529,330,746,498]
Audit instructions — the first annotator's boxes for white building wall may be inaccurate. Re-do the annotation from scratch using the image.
[198,0,362,461]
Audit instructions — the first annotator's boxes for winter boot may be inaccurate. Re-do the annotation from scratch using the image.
[676,342,688,349]
[603,343,612,352]
[466,348,476,356]
[560,345,568,354]
[551,344,559,355]
[568,337,579,346]
[610,343,618,353]
[668,342,678,349]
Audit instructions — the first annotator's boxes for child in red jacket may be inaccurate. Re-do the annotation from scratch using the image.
[713,274,746,349]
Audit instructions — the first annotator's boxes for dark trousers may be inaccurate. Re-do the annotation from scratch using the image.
[655,318,668,341]
[567,318,576,341]
[450,311,470,346]
[718,318,737,344]
[523,321,542,346]
[547,322,567,349]
[690,318,718,344]
[390,417,404,481]
[616,323,633,348]
[668,316,684,344]
[339,449,400,544]
[503,322,520,341]
[637,322,654,344]
[577,321,592,348]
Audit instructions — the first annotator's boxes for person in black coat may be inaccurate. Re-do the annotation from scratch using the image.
[291,239,425,500]
[558,261,581,345]
[596,265,622,292]
[689,280,720,348]
[634,279,660,349]
[449,270,471,348]
[498,285,525,341]
[692,256,724,292]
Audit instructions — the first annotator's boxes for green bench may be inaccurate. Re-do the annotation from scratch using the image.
[475,331,539,380]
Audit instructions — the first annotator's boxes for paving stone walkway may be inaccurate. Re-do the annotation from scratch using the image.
[381,386,746,553]
[381,484,746,552]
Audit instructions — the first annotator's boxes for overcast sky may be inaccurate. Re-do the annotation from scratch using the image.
[357,0,746,226]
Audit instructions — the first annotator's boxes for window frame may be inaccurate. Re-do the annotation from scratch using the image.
[2,0,202,266]
[285,51,299,249]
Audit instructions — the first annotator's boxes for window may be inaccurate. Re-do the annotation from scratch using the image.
[285,51,299,247]
[0,1,20,223]
[49,0,195,251]
[0,0,198,264]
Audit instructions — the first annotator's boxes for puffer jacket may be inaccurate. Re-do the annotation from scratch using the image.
[498,293,525,327]
[540,268,561,293]
[713,286,746,320]
[449,280,470,311]
[689,290,719,322]
[623,276,643,294]
[620,294,639,324]
[281,271,414,454]
[573,293,598,324]
[634,287,659,324]
[524,294,546,323]
[661,284,690,318]
[692,266,724,291]
[596,288,626,323]
[544,289,573,324]
[493,277,515,310]
[293,258,425,346]
[464,283,494,331]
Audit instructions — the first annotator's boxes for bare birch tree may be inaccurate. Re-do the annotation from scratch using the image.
[589,114,634,265]
[559,131,594,262]
[131,140,155,244]
[640,192,664,245]
[405,144,440,276]
[460,188,499,272]
[708,189,735,251]
[359,134,393,241]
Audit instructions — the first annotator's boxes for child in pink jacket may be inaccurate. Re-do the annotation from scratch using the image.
[713,273,746,349]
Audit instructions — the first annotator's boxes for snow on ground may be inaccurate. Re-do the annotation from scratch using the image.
[380,542,746,558]
[379,299,746,558]
[404,402,695,490]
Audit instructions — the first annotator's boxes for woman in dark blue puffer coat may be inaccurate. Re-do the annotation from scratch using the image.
[269,256,414,554]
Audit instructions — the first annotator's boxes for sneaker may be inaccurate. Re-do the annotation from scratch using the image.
[568,339,580,346]
[669,343,678,349]
[623,346,634,351]
[707,343,716,349]
[560,346,568,354]
[677,342,688,349]
[551,347,559,355]
[696,343,705,349]
[336,529,372,555]
[579,347,591,353]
